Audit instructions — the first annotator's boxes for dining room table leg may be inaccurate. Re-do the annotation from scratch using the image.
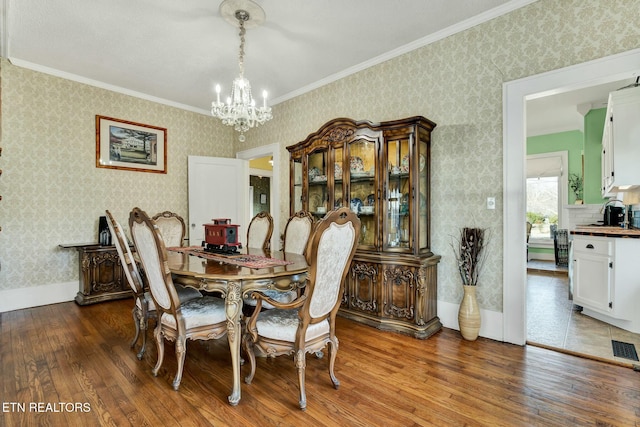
[225,280,243,406]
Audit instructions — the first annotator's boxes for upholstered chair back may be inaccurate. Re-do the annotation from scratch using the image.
[282,210,314,255]
[247,211,274,250]
[152,211,186,247]
[305,208,359,320]
[130,208,178,312]
[105,210,144,296]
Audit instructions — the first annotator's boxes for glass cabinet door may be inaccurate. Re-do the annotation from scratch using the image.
[385,138,411,251]
[348,138,376,248]
[418,139,429,251]
[291,157,303,213]
[308,149,329,218]
[333,147,344,210]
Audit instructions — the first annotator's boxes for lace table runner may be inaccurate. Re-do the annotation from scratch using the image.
[167,247,293,269]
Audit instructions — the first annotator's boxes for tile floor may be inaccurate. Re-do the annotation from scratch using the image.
[527,260,640,367]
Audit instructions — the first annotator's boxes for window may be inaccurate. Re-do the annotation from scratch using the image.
[526,151,568,243]
[527,176,558,240]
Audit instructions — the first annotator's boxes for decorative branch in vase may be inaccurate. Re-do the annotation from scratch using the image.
[451,227,490,341]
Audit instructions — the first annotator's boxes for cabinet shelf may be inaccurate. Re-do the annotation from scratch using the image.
[287,116,441,339]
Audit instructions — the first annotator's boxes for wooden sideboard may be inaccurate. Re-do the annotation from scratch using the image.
[60,243,132,305]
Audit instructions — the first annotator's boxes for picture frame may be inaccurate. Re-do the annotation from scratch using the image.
[96,115,167,174]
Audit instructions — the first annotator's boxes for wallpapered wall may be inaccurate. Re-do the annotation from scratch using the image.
[0,60,234,290]
[1,0,639,315]
[238,0,640,312]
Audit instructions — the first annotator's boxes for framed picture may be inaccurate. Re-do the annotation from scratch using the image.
[96,115,167,173]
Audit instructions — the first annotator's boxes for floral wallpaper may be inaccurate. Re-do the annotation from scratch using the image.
[1,0,639,315]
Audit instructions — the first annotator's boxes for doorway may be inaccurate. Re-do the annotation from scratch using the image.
[503,47,640,345]
[237,143,281,251]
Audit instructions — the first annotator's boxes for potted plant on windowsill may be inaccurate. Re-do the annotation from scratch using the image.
[451,227,490,341]
[569,173,584,205]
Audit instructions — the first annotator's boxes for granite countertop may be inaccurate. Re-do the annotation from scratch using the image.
[571,226,640,238]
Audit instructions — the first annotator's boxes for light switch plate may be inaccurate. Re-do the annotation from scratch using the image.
[487,197,496,210]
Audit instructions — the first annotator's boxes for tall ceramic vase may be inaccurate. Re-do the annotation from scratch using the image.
[458,285,480,341]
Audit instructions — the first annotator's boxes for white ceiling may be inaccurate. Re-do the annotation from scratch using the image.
[2,0,632,135]
[4,0,525,111]
[526,78,637,137]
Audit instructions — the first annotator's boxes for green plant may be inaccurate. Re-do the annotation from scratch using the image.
[527,212,545,225]
[568,173,583,200]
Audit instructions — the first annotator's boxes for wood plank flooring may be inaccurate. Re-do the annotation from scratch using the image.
[2,299,639,426]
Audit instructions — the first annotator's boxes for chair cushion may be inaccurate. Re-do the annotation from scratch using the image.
[255,309,329,342]
[137,285,201,311]
[243,289,297,309]
[175,284,203,304]
[161,296,227,329]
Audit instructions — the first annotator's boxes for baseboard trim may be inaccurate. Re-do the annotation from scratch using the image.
[438,300,504,342]
[0,281,78,313]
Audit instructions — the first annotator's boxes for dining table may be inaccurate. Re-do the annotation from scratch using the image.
[165,246,309,406]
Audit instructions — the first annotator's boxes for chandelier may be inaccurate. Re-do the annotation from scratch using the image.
[211,0,272,142]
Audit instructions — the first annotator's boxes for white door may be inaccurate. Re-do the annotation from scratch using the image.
[188,156,249,246]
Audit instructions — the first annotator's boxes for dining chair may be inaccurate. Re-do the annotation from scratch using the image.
[106,210,202,360]
[152,211,186,248]
[129,207,228,390]
[242,207,360,410]
[246,211,273,251]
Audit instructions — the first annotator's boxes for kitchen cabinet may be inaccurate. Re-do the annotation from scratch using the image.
[572,236,613,314]
[601,85,640,196]
[571,234,640,333]
[287,116,441,338]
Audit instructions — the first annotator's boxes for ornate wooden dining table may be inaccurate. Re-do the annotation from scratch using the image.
[166,247,309,405]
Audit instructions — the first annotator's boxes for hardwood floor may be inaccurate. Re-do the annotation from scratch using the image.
[2,299,639,426]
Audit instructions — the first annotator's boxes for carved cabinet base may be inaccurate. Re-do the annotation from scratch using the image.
[60,243,132,305]
[340,252,441,339]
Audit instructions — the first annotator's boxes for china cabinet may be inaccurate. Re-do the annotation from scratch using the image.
[287,116,441,338]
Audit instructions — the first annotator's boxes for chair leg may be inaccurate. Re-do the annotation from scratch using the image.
[137,312,148,360]
[172,337,187,391]
[137,304,151,360]
[328,337,340,389]
[242,333,256,384]
[295,349,307,410]
[130,307,141,350]
[152,325,164,377]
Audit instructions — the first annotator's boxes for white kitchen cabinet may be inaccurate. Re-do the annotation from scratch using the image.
[572,236,613,314]
[601,85,640,196]
[571,234,640,333]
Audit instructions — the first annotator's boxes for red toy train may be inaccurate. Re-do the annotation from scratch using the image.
[203,218,242,254]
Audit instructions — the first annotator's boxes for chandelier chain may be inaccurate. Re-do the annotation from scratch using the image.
[237,13,246,77]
